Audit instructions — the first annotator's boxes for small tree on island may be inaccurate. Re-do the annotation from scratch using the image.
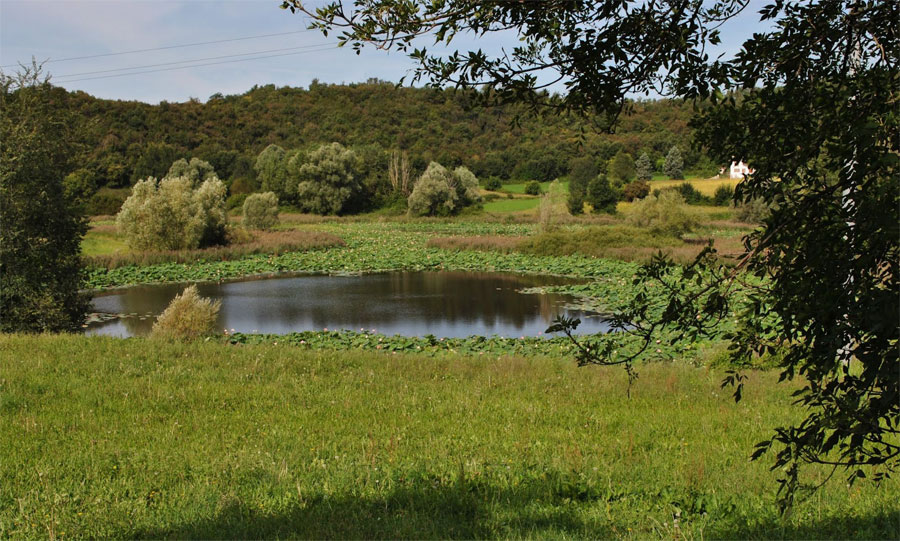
[663,146,684,180]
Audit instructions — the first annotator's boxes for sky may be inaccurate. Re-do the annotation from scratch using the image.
[0,0,772,104]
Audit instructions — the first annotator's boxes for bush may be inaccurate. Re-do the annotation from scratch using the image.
[627,190,697,237]
[86,187,129,215]
[621,180,651,202]
[483,176,502,191]
[674,182,711,205]
[586,174,618,214]
[524,180,542,195]
[242,192,279,230]
[713,184,735,206]
[295,142,361,215]
[735,197,771,223]
[226,192,250,211]
[151,285,221,341]
[116,175,227,251]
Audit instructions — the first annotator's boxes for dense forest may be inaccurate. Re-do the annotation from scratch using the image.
[52,80,714,180]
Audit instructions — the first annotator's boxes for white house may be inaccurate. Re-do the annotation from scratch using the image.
[729,161,753,179]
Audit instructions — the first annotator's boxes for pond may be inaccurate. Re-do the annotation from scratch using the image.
[86,271,608,338]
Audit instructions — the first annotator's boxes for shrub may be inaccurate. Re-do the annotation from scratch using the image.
[295,142,361,215]
[151,285,221,341]
[674,182,711,205]
[483,176,502,191]
[713,184,735,206]
[86,187,129,215]
[735,197,771,223]
[621,180,651,202]
[229,176,257,195]
[226,192,250,211]
[242,192,279,230]
[116,175,227,251]
[524,180,542,195]
[627,190,697,237]
[586,174,618,214]
[663,146,684,179]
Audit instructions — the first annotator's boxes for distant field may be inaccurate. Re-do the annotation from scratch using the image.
[483,197,541,213]
[502,180,569,194]
[2,334,897,539]
[650,177,740,196]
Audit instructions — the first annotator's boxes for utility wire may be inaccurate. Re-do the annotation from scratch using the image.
[54,43,334,79]
[55,46,338,84]
[1,29,314,68]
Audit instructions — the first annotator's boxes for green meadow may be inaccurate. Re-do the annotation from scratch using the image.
[2,334,897,539]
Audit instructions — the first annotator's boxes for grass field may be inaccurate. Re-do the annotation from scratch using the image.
[483,197,542,213]
[649,177,740,197]
[2,334,897,539]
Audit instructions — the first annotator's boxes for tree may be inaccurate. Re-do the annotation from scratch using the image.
[635,152,653,182]
[607,150,635,186]
[407,161,466,216]
[243,192,280,230]
[254,144,291,202]
[0,64,89,332]
[585,174,617,214]
[288,0,900,507]
[116,176,227,251]
[566,156,596,216]
[663,146,684,180]
[131,142,178,185]
[295,142,361,215]
[166,157,217,186]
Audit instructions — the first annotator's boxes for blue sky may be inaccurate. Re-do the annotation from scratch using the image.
[1,0,771,104]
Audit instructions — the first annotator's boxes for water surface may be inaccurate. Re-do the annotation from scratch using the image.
[87,271,607,338]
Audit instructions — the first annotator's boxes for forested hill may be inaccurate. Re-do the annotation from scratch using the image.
[51,79,710,189]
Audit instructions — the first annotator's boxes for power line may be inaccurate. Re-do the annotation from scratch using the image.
[0,29,315,68]
[54,43,334,79]
[54,46,338,84]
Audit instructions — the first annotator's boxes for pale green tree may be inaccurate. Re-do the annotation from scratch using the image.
[116,176,227,250]
[295,142,360,215]
[254,144,291,202]
[166,157,217,186]
[242,191,280,230]
[407,162,458,216]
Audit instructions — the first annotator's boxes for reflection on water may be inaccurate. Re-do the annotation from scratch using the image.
[87,271,608,338]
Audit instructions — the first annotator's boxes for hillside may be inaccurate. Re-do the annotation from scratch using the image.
[48,80,711,189]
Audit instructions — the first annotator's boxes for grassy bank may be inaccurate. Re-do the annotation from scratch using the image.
[1,334,896,539]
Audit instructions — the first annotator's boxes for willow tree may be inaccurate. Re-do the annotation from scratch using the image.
[283,0,899,508]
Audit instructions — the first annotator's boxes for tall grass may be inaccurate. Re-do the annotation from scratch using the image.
[1,334,897,539]
[84,230,344,270]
